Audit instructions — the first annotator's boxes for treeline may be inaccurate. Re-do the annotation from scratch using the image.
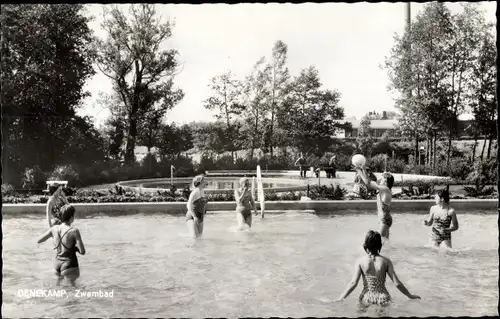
[1,4,496,189]
[383,3,497,169]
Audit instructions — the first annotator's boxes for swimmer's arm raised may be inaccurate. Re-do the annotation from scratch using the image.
[37,228,53,244]
[74,228,86,255]
[444,209,459,232]
[46,199,54,228]
[356,167,381,191]
[337,260,362,301]
[387,259,420,299]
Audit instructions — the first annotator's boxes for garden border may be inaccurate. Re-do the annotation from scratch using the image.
[2,199,496,216]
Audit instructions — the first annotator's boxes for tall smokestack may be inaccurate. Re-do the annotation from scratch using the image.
[406,3,411,28]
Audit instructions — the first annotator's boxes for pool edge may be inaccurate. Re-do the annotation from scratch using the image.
[2,199,497,216]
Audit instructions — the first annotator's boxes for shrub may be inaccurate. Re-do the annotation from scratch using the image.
[309,184,348,200]
[21,166,46,189]
[48,165,80,186]
[396,178,453,196]
[1,183,15,196]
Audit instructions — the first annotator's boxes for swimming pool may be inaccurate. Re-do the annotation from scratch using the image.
[3,212,497,317]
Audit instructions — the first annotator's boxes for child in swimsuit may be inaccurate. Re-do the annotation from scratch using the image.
[234,177,258,230]
[337,230,420,304]
[423,189,459,249]
[355,166,394,240]
[186,175,208,238]
[37,204,86,285]
[46,185,69,227]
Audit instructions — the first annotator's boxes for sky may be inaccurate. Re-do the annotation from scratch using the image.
[79,2,497,129]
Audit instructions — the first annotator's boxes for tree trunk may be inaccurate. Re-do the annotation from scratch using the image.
[487,134,493,158]
[414,133,419,166]
[480,132,487,161]
[432,135,437,174]
[472,135,477,162]
[124,116,138,164]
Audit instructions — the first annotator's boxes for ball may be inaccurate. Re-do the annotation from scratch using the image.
[351,154,366,168]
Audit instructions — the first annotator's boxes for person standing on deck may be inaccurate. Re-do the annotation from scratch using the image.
[295,153,307,178]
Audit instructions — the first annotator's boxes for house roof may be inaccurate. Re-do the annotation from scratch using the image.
[335,119,399,129]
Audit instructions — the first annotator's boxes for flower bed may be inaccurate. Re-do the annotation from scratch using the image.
[2,181,497,204]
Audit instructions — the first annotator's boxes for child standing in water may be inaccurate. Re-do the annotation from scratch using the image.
[37,204,86,285]
[355,166,394,240]
[234,177,258,230]
[186,175,208,238]
[423,189,459,249]
[337,230,420,304]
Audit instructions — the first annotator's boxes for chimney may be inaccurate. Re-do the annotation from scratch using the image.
[382,111,387,119]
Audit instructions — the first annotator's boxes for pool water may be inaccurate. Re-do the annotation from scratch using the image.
[139,180,298,190]
[2,212,497,318]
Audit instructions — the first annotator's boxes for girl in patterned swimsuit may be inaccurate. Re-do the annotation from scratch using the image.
[337,230,420,304]
[355,166,395,240]
[234,177,257,230]
[186,175,209,238]
[46,184,70,227]
[423,189,459,249]
[38,204,86,286]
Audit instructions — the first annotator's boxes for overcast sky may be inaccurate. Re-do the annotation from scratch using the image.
[79,2,496,128]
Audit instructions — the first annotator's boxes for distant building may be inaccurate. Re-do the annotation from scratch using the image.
[333,119,401,138]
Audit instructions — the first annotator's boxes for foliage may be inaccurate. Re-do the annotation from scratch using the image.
[1,4,100,186]
[384,3,495,168]
[94,4,184,164]
[309,185,347,200]
[203,71,244,161]
[48,165,80,186]
[2,184,15,196]
[157,123,194,159]
[21,166,46,189]
[265,40,290,157]
[278,66,344,156]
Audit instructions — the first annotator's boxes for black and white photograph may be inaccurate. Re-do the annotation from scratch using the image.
[1,1,498,317]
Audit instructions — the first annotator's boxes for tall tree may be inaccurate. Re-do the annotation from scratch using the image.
[384,3,491,169]
[203,71,244,161]
[1,4,97,184]
[356,115,374,157]
[468,27,497,160]
[241,57,271,160]
[266,40,290,157]
[94,4,184,164]
[157,123,193,159]
[278,66,344,155]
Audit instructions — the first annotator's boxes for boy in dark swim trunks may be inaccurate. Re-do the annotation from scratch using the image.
[37,204,86,285]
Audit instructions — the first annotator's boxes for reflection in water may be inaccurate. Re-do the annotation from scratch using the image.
[2,213,497,318]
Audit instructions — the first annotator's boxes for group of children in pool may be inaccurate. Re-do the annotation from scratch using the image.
[37,165,460,306]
